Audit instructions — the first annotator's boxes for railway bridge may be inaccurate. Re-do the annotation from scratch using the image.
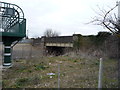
[43,36,74,55]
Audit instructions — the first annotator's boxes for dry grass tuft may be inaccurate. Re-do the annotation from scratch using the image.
[2,56,118,88]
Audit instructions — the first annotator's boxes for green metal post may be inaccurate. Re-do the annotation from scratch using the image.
[3,43,12,66]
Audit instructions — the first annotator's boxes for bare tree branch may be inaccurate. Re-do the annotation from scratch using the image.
[102,4,118,34]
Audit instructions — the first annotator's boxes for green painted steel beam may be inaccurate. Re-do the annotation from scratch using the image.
[3,45,12,66]
[0,2,26,67]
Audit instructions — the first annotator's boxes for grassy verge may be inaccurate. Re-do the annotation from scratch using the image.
[2,56,118,88]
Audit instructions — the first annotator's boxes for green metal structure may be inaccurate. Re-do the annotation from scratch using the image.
[0,2,26,66]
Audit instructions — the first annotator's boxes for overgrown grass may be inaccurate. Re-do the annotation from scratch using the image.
[2,56,118,88]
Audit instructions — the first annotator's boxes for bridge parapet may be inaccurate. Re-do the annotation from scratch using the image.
[45,43,73,47]
[44,36,73,47]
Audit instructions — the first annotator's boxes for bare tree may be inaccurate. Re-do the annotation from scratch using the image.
[44,29,60,37]
[91,5,119,33]
[91,2,120,88]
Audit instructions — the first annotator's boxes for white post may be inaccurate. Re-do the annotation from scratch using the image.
[58,64,60,89]
[98,58,103,89]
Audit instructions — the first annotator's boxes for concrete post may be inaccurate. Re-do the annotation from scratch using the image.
[98,58,103,89]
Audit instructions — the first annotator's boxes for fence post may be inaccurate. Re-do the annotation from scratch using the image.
[98,58,103,89]
[58,64,60,89]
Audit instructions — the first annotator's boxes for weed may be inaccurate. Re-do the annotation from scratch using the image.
[95,61,99,65]
[29,75,41,85]
[2,80,8,88]
[15,66,27,72]
[34,64,49,71]
[14,77,29,88]
[27,70,32,73]
[73,60,77,62]
[69,65,73,68]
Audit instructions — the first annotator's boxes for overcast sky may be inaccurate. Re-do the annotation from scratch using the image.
[2,0,119,37]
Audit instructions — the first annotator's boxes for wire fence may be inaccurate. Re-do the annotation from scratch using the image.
[0,34,119,88]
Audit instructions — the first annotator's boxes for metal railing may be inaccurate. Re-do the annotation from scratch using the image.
[0,1,24,32]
